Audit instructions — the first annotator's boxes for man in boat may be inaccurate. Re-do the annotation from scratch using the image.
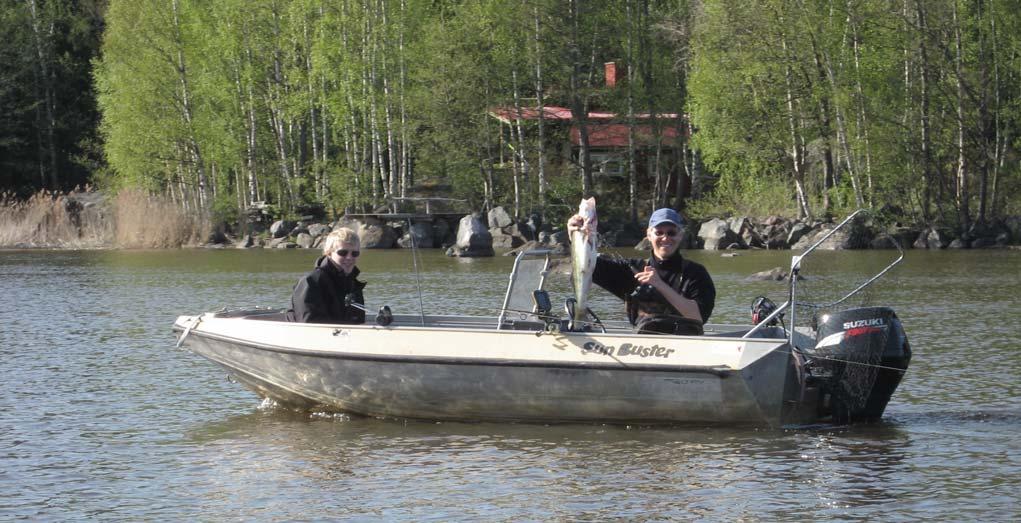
[286,228,366,324]
[567,208,715,335]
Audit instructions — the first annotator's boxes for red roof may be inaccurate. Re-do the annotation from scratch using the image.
[489,106,574,122]
[490,105,685,147]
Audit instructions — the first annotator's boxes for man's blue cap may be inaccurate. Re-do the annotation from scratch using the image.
[648,208,684,229]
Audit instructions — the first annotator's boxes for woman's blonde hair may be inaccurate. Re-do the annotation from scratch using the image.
[322,227,360,256]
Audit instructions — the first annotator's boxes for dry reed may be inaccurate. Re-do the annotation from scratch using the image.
[113,189,206,248]
[0,189,207,249]
[0,190,113,248]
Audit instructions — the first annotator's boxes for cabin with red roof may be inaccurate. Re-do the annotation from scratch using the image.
[488,62,691,205]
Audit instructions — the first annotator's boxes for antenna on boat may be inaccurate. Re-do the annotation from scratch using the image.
[391,196,468,326]
[407,216,426,326]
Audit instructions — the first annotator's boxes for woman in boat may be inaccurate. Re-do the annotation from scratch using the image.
[567,208,715,335]
[286,228,366,324]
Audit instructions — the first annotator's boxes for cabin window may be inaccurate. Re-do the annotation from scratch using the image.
[590,152,625,177]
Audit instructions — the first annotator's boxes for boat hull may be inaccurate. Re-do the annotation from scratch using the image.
[175,312,810,426]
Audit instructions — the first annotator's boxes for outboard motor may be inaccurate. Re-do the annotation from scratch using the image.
[810,307,911,423]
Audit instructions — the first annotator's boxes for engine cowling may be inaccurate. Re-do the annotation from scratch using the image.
[810,307,911,423]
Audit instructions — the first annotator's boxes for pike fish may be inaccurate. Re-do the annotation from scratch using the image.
[570,197,598,326]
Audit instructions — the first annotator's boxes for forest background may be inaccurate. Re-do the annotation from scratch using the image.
[2,0,1020,243]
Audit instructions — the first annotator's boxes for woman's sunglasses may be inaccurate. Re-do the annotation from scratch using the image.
[336,249,360,258]
[653,229,679,238]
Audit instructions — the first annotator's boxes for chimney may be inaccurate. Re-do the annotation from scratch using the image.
[605,61,623,88]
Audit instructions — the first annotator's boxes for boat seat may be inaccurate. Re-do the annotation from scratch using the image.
[497,249,552,330]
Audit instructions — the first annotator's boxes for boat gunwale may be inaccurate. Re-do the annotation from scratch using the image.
[175,312,794,344]
[176,323,743,377]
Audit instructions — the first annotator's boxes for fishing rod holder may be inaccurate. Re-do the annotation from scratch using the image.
[345,295,394,326]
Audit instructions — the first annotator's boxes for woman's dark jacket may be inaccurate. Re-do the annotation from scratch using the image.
[286,256,366,324]
[592,251,715,325]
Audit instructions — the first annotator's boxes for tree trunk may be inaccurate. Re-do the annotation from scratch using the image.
[303,18,322,201]
[380,1,399,205]
[989,6,1004,218]
[508,113,522,218]
[171,0,208,212]
[27,0,57,189]
[568,0,592,195]
[782,30,811,221]
[915,0,935,223]
[952,2,970,231]
[975,0,993,225]
[511,70,529,218]
[399,0,410,198]
[626,0,638,223]
[848,11,874,206]
[533,6,547,220]
[811,40,839,212]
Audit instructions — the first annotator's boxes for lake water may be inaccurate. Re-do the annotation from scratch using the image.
[2,248,1019,520]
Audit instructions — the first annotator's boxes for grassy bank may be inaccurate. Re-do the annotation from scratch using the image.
[0,190,206,249]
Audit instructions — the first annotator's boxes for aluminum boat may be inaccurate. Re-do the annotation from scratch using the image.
[173,210,911,427]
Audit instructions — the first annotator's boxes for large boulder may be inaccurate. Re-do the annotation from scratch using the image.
[456,213,492,249]
[730,216,764,248]
[447,214,494,257]
[295,232,314,249]
[698,218,745,250]
[332,216,361,232]
[397,221,435,248]
[307,223,331,239]
[267,237,295,249]
[786,222,814,248]
[793,217,871,250]
[270,219,296,239]
[759,217,791,250]
[745,267,788,281]
[490,227,523,249]
[487,206,514,229]
[914,228,949,249]
[357,218,397,249]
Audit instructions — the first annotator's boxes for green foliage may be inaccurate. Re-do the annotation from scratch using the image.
[211,194,240,226]
[686,170,796,219]
[30,0,1020,236]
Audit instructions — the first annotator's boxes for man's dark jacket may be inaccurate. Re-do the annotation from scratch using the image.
[592,251,715,324]
[286,256,366,324]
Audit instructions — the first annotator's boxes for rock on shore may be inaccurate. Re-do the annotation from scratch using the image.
[224,209,1021,254]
